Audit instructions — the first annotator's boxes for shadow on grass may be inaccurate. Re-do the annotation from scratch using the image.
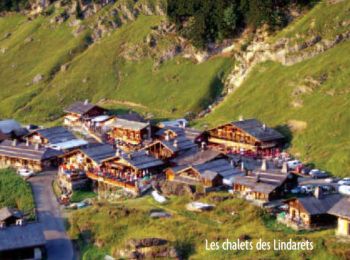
[175,240,196,260]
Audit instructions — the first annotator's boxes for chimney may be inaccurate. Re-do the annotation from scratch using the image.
[230,159,235,168]
[201,141,207,150]
[35,143,40,150]
[261,159,267,171]
[16,218,24,226]
[128,153,133,159]
[240,161,245,172]
[314,186,323,199]
[145,150,150,155]
[116,149,121,157]
[281,162,288,174]
[173,139,178,148]
[262,124,266,131]
[84,99,89,105]
[147,121,152,140]
[165,133,170,141]
[239,115,244,121]
[26,138,30,147]
[12,139,17,147]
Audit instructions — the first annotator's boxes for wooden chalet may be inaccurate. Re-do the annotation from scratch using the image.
[26,126,88,151]
[107,118,151,150]
[63,101,107,127]
[0,140,62,172]
[233,160,298,202]
[154,126,203,143]
[144,135,197,161]
[329,197,350,237]
[207,119,284,156]
[166,159,243,189]
[90,150,165,194]
[0,223,45,259]
[282,192,342,230]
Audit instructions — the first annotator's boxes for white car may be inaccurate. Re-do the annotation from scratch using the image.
[339,185,350,196]
[17,168,34,178]
[300,185,314,194]
[338,178,350,186]
[287,160,303,170]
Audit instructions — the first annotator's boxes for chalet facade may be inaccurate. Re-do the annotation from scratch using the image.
[166,159,243,189]
[329,197,350,237]
[233,161,297,202]
[281,192,342,230]
[0,140,62,172]
[59,145,164,194]
[107,119,151,150]
[26,126,88,151]
[63,101,107,127]
[207,119,284,156]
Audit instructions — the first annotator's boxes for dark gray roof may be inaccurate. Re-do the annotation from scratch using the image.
[296,194,342,215]
[81,144,116,165]
[117,112,145,122]
[33,126,76,144]
[328,197,350,219]
[0,223,45,252]
[122,150,164,170]
[171,148,223,166]
[0,120,22,135]
[161,136,197,153]
[0,140,63,161]
[155,126,202,141]
[231,119,284,142]
[202,170,220,181]
[234,170,292,194]
[65,101,103,115]
[0,207,22,222]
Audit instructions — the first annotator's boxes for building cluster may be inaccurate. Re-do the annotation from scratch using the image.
[0,100,349,239]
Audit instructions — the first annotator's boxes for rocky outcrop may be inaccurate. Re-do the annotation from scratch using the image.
[116,238,180,259]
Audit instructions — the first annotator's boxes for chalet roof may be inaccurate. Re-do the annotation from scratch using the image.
[294,194,342,216]
[65,101,103,115]
[161,136,197,153]
[117,112,145,122]
[111,118,149,131]
[229,119,284,142]
[122,150,164,170]
[155,126,202,141]
[202,170,220,181]
[0,140,63,161]
[0,223,45,252]
[171,148,224,166]
[81,144,116,165]
[328,197,350,219]
[0,207,22,222]
[234,169,293,194]
[49,139,88,150]
[0,120,22,135]
[33,126,76,144]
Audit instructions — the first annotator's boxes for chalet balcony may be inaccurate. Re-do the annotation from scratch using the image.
[86,169,153,194]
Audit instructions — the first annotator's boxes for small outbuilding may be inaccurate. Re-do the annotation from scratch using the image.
[328,197,350,237]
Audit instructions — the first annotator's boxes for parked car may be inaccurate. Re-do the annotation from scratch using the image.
[301,166,312,175]
[320,185,333,192]
[287,160,303,170]
[325,177,336,183]
[309,169,328,179]
[338,178,350,186]
[300,185,315,194]
[339,185,350,196]
[17,168,34,178]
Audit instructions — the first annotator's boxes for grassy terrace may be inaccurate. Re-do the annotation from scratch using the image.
[0,169,35,219]
[68,193,349,259]
[197,40,350,178]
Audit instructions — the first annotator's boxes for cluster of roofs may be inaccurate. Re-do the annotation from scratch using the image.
[0,100,349,239]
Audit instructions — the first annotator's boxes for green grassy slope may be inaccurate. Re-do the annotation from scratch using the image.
[197,40,350,177]
[0,10,232,123]
[68,194,349,259]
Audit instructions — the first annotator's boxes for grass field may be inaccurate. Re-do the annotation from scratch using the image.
[0,168,35,219]
[67,193,349,260]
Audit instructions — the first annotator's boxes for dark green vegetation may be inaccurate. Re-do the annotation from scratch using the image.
[167,0,316,48]
[68,193,350,259]
[71,190,97,203]
[0,169,35,219]
[0,0,29,12]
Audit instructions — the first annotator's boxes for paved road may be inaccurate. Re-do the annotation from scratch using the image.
[29,171,75,260]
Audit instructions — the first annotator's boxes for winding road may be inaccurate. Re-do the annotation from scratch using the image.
[29,171,75,260]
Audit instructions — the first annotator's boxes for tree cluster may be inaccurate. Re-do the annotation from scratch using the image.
[167,0,314,48]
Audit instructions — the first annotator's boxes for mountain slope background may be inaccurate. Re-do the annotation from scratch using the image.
[0,0,349,177]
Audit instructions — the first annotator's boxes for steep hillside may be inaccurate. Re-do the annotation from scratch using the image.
[0,1,233,123]
[197,1,350,177]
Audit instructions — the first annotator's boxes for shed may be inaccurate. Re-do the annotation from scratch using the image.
[328,197,350,237]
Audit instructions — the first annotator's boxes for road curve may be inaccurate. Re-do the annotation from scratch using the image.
[29,171,75,260]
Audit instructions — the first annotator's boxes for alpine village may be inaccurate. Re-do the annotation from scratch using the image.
[0,0,350,260]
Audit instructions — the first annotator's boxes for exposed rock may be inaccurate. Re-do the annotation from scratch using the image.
[60,63,69,72]
[3,32,11,39]
[288,120,307,132]
[24,37,33,43]
[33,74,43,84]
[157,180,193,196]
